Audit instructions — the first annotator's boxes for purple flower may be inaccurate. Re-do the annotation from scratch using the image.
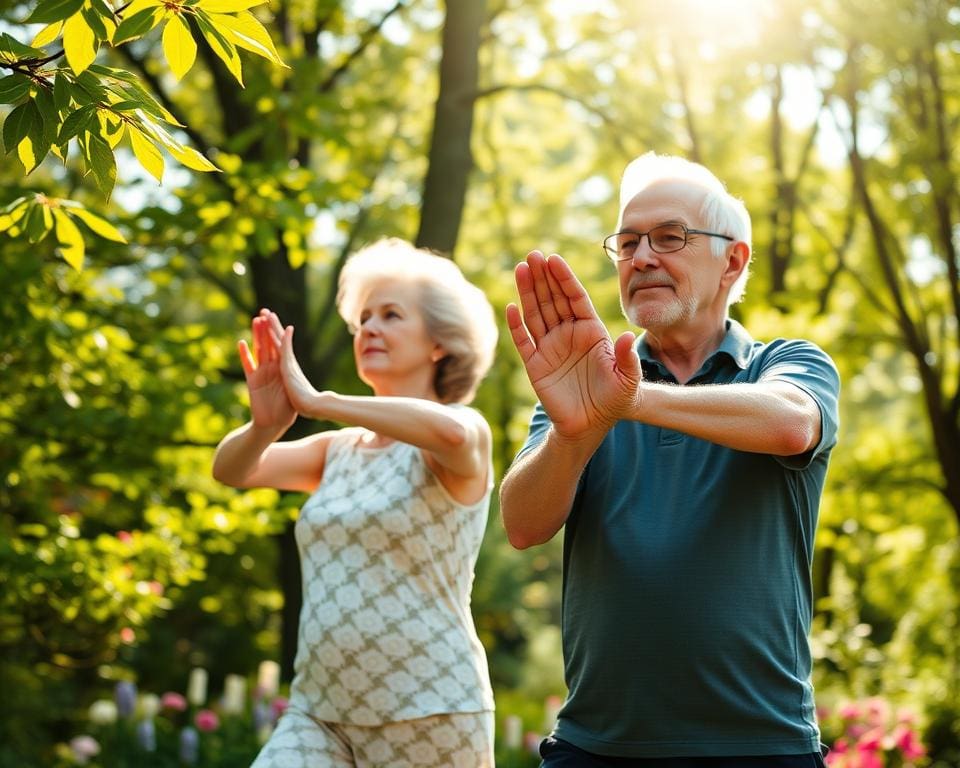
[253,700,272,731]
[179,726,199,764]
[115,681,137,719]
[136,719,156,752]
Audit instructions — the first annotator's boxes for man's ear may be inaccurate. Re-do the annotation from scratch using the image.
[722,241,750,287]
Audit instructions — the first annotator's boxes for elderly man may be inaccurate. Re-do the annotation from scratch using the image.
[501,153,839,767]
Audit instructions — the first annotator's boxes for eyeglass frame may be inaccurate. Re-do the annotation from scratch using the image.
[602,222,735,261]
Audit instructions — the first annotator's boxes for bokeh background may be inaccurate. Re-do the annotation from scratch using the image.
[2,0,958,765]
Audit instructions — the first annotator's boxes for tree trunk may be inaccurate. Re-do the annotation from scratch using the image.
[415,0,486,253]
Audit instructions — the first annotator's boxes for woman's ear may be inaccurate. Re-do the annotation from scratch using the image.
[431,346,445,363]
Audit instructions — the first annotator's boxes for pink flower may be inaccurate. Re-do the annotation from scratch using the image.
[117,531,132,543]
[858,752,884,768]
[839,702,862,720]
[271,696,289,720]
[893,725,926,760]
[523,732,541,755]
[864,697,889,726]
[856,726,884,751]
[161,692,188,712]
[69,735,101,763]
[847,723,868,739]
[195,708,220,732]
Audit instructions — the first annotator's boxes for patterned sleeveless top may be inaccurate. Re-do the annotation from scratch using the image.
[287,427,495,725]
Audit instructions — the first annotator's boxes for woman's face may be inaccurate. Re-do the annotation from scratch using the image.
[351,278,442,397]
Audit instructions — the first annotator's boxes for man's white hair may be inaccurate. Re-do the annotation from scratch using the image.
[617,152,753,305]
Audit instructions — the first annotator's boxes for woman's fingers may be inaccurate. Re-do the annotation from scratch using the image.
[238,339,256,376]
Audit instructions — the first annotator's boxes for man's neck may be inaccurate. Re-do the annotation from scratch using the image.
[643,320,728,384]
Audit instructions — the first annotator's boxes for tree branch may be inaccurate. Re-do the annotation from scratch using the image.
[473,82,629,156]
[319,0,406,93]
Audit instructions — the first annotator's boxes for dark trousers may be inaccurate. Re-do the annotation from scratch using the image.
[539,737,828,768]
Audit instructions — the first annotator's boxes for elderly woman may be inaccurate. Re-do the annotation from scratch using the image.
[213,238,498,767]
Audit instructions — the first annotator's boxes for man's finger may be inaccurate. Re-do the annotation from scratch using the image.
[544,254,574,321]
[505,303,536,365]
[515,259,547,341]
[547,254,601,321]
[529,251,562,331]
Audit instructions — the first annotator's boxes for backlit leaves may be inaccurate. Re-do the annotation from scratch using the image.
[62,11,99,74]
[162,13,197,82]
[0,195,127,270]
[0,0,289,264]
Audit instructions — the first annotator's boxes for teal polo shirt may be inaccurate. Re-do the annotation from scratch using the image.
[517,320,840,758]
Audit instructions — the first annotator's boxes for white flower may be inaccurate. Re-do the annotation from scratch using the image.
[69,735,101,764]
[88,699,117,725]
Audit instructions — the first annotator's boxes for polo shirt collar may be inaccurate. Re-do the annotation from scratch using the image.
[635,319,755,380]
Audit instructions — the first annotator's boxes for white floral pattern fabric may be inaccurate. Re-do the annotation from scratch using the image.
[287,427,494,726]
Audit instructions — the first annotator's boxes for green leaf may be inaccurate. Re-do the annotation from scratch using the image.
[63,12,99,74]
[113,7,162,45]
[24,201,52,243]
[0,74,32,105]
[1,196,30,214]
[28,0,86,24]
[84,134,117,198]
[81,5,109,41]
[73,70,107,102]
[3,101,37,155]
[53,71,72,112]
[107,100,143,112]
[129,126,163,182]
[0,33,47,63]
[34,85,59,149]
[117,82,181,125]
[32,21,64,48]
[208,10,286,67]
[196,0,267,11]
[194,11,243,86]
[0,200,29,233]
[68,205,127,242]
[58,103,97,143]
[53,208,86,270]
[89,0,114,21]
[162,13,198,81]
[88,64,140,84]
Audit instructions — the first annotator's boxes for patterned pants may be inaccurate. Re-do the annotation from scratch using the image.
[251,705,495,767]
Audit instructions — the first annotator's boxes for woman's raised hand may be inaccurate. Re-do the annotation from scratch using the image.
[238,309,297,431]
[278,325,324,418]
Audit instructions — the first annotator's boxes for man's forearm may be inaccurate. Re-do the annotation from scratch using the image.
[500,426,607,549]
[632,380,821,456]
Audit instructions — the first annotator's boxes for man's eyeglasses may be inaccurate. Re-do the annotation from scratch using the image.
[603,223,734,261]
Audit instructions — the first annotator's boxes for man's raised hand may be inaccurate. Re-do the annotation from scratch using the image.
[505,251,642,439]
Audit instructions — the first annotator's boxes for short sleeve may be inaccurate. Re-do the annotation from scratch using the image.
[514,402,552,462]
[757,339,840,469]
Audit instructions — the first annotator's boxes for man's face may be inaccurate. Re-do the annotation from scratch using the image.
[616,180,730,333]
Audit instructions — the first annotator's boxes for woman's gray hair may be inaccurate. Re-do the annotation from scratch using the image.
[336,238,498,404]
[617,152,753,306]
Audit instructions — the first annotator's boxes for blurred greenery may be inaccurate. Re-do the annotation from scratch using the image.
[2,0,959,765]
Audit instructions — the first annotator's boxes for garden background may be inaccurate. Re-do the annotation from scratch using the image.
[1,0,959,765]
